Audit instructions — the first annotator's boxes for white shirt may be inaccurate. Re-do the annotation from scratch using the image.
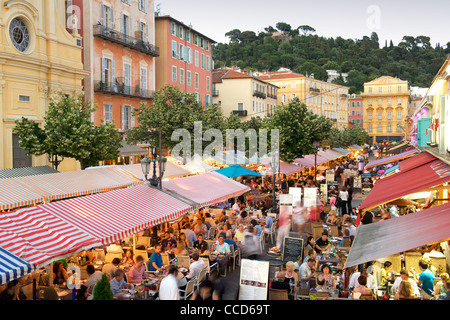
[232,203,240,212]
[86,271,104,295]
[346,224,357,237]
[348,272,376,290]
[159,274,180,300]
[339,191,348,201]
[391,277,420,296]
[298,262,312,281]
[186,259,205,279]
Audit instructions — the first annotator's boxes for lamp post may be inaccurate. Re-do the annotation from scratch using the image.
[270,152,279,214]
[141,130,167,189]
[313,141,320,185]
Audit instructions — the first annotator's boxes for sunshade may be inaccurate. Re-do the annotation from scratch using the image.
[333,148,352,155]
[39,184,194,246]
[215,164,262,178]
[318,149,345,160]
[182,154,219,174]
[260,160,304,176]
[364,148,418,170]
[118,142,148,156]
[115,162,190,180]
[0,166,58,179]
[0,207,99,268]
[360,154,450,210]
[162,172,250,207]
[345,202,450,268]
[0,247,36,285]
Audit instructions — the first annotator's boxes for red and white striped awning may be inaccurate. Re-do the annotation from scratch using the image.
[39,184,193,246]
[0,207,100,268]
[0,179,45,210]
[162,172,251,207]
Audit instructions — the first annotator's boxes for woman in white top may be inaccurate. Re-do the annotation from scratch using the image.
[339,187,349,216]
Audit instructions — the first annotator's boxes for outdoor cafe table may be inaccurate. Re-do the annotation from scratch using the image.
[318,253,341,266]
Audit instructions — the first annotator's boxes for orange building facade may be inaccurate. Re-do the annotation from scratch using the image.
[155,15,215,108]
[82,0,159,133]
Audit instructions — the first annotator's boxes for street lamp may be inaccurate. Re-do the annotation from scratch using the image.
[140,130,167,189]
[313,141,320,185]
[269,152,279,214]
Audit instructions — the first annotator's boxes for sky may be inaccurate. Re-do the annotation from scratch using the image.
[155,0,449,47]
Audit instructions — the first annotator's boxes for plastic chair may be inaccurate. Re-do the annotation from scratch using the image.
[134,250,149,262]
[93,248,106,261]
[259,231,265,254]
[104,252,123,264]
[161,253,169,266]
[195,267,208,291]
[179,278,196,300]
[230,246,240,270]
[136,236,151,248]
[176,255,191,269]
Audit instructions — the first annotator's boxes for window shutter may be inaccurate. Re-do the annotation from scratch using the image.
[131,107,135,128]
[110,8,114,29]
[121,105,126,131]
[111,60,116,84]
[101,57,106,83]
[129,17,132,37]
[100,4,105,26]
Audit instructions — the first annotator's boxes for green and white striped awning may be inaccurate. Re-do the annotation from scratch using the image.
[0,166,58,179]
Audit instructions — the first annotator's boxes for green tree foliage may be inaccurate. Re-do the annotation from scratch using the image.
[262,97,332,162]
[325,126,371,148]
[13,94,122,170]
[214,26,448,91]
[93,273,114,300]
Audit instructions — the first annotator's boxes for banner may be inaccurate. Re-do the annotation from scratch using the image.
[289,187,302,210]
[303,187,317,208]
[326,170,335,182]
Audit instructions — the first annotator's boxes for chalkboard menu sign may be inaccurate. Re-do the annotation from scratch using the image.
[282,236,304,263]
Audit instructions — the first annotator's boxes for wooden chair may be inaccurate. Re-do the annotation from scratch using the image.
[328,225,339,238]
[269,288,289,300]
[313,291,330,298]
[179,279,195,300]
[312,225,324,241]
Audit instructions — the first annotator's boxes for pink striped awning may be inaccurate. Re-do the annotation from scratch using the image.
[0,207,99,268]
[0,179,45,211]
[162,172,251,207]
[294,154,330,167]
[38,184,194,246]
[260,160,304,176]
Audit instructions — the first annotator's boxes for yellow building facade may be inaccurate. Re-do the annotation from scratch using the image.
[258,71,349,129]
[361,76,410,143]
[0,0,87,171]
[212,68,278,121]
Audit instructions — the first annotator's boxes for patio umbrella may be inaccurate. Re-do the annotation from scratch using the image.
[214,164,262,178]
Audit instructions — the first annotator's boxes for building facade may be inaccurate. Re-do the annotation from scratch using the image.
[155,15,214,108]
[348,94,363,128]
[361,76,411,143]
[258,70,350,128]
[212,68,278,121]
[0,0,87,170]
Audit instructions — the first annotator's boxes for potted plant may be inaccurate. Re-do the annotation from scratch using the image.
[92,273,113,300]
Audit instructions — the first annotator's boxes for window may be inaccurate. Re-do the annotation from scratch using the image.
[387,124,392,132]
[170,22,176,35]
[179,43,184,60]
[368,124,372,132]
[195,73,199,89]
[123,63,131,94]
[398,98,402,105]
[281,82,286,89]
[138,0,147,13]
[100,4,114,29]
[205,95,211,107]
[172,66,177,82]
[195,51,199,67]
[121,105,134,131]
[140,68,147,96]
[368,99,372,106]
[291,81,296,89]
[138,22,147,42]
[121,14,130,37]
[187,70,191,86]
[237,103,244,111]
[172,40,177,58]
[378,111,382,120]
[378,86,382,93]
[101,57,114,84]
[122,0,131,5]
[378,124,382,132]
[387,111,392,119]
[398,86,402,93]
[397,124,402,132]
[368,87,372,93]
[397,111,402,120]
[388,86,392,93]
[388,98,392,106]
[253,101,255,112]
[180,68,184,85]
[201,53,205,69]
[19,95,30,102]
[206,76,210,92]
[378,99,382,106]
[104,104,112,123]
[9,18,30,53]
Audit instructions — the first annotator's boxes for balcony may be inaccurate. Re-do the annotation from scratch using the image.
[94,78,154,100]
[93,24,160,57]
[309,87,320,93]
[212,90,219,97]
[233,110,248,117]
[253,91,266,99]
[341,94,348,98]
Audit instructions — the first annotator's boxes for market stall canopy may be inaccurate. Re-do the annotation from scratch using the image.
[38,184,194,247]
[0,166,58,179]
[348,145,363,150]
[305,154,330,166]
[387,198,419,207]
[360,153,450,210]
[215,164,262,178]
[118,142,148,157]
[0,207,99,268]
[0,247,36,285]
[260,159,304,176]
[115,162,190,180]
[0,167,143,211]
[332,148,352,155]
[344,202,450,268]
[182,154,219,174]
[364,148,418,170]
[318,149,345,161]
[162,172,251,207]
[383,141,409,155]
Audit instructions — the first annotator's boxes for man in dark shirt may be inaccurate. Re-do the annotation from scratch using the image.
[270,271,290,293]
[315,232,329,254]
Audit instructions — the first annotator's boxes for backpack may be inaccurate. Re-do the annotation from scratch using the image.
[335,196,343,207]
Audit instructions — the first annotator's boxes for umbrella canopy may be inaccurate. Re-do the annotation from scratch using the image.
[214,164,262,178]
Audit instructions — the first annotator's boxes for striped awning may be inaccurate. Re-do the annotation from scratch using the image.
[0,166,58,179]
[116,162,191,180]
[333,148,352,155]
[162,172,251,207]
[0,166,143,211]
[0,247,35,285]
[260,160,304,176]
[39,184,194,246]
[318,149,345,161]
[0,208,100,268]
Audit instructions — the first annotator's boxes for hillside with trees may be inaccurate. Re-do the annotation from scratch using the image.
[213,23,449,93]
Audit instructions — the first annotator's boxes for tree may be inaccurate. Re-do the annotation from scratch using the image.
[276,22,292,33]
[93,273,114,300]
[262,98,332,162]
[298,25,316,36]
[13,94,122,170]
